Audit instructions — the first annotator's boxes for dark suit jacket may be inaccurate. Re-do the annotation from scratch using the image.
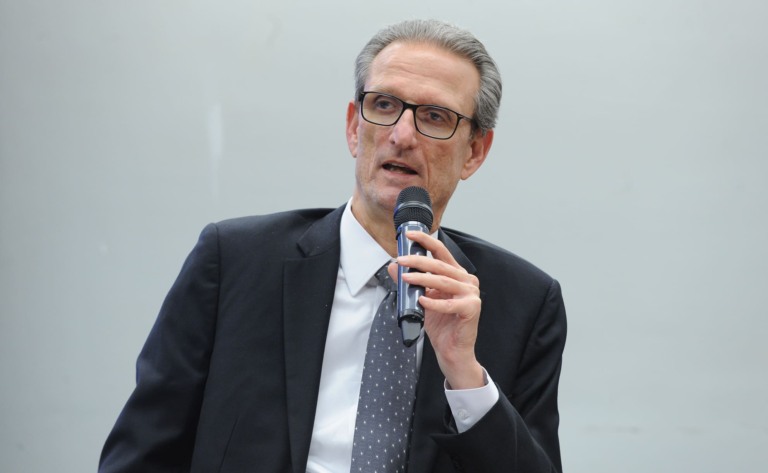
[100,205,567,473]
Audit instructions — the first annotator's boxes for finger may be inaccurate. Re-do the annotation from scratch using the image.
[419,294,482,319]
[404,231,460,267]
[402,270,480,297]
[397,255,479,288]
[386,260,398,282]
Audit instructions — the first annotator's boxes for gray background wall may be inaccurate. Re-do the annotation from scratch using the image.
[1,1,766,471]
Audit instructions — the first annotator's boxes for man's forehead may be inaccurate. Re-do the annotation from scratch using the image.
[365,41,479,110]
[371,40,472,72]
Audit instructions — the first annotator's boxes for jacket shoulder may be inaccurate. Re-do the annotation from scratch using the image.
[193,207,341,259]
[215,208,336,235]
[441,226,556,287]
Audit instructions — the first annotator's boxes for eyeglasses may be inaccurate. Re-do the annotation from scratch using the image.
[358,91,474,140]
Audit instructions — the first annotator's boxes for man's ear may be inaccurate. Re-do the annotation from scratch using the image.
[346,101,359,157]
[461,129,494,180]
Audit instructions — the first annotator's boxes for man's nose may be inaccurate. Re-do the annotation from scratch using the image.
[391,109,419,145]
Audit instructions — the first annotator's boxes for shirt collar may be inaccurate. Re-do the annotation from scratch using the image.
[340,198,393,296]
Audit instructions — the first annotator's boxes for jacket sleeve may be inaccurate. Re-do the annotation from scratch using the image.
[432,278,567,473]
[99,224,221,473]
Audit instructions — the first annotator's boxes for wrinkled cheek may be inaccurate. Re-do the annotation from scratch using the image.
[353,155,376,189]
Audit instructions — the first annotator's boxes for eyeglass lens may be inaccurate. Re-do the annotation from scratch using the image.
[361,93,460,139]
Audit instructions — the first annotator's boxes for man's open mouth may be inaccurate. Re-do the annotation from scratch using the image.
[383,163,418,175]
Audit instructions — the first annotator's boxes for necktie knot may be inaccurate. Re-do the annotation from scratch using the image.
[374,262,397,293]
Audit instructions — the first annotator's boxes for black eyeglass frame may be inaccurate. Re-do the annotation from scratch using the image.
[357,91,475,140]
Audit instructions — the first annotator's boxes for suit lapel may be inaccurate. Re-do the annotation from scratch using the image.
[408,339,444,472]
[282,206,344,473]
[407,230,476,472]
[439,229,476,275]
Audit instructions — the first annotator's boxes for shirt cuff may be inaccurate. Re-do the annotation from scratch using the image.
[443,369,499,433]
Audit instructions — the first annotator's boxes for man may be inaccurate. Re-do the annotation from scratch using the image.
[100,19,567,473]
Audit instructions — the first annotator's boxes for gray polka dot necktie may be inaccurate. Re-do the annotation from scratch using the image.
[351,264,418,473]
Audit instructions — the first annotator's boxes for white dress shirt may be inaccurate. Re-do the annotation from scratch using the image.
[305,200,498,473]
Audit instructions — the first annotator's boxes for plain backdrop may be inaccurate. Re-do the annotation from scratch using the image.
[1,1,766,472]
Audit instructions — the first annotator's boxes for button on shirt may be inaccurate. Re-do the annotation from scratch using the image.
[305,200,498,473]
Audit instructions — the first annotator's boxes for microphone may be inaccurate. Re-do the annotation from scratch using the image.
[393,186,434,347]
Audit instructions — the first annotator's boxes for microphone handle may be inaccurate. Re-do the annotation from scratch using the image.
[396,221,428,347]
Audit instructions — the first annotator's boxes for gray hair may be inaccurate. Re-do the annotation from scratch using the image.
[354,19,502,134]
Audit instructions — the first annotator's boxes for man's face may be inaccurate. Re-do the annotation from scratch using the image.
[346,41,494,230]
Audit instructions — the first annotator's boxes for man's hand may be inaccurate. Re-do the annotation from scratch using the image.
[388,231,485,390]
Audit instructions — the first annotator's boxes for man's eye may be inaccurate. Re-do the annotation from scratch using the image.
[374,98,398,111]
[420,107,451,124]
[428,112,446,122]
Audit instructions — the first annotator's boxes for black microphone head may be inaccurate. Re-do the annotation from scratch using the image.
[394,186,433,231]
